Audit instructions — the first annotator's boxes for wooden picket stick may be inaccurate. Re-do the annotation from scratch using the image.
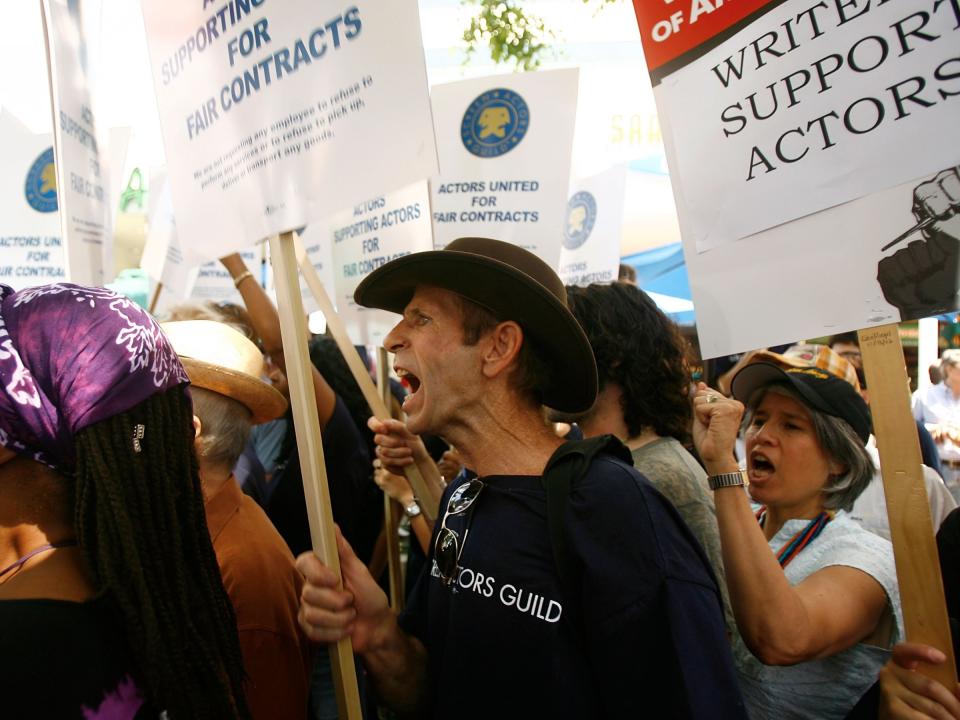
[294,233,440,520]
[858,324,956,687]
[377,347,406,611]
[269,232,363,720]
[148,281,163,314]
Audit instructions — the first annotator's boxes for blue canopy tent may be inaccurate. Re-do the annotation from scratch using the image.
[621,242,695,325]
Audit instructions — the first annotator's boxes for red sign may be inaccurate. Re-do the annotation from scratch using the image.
[632,0,776,74]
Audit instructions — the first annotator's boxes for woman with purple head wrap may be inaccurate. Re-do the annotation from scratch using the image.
[0,283,249,718]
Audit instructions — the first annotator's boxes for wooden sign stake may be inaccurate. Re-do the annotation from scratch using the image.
[148,281,163,315]
[294,233,440,520]
[858,324,956,687]
[269,232,363,720]
[377,347,406,611]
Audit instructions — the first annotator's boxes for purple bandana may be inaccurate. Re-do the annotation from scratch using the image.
[0,283,189,471]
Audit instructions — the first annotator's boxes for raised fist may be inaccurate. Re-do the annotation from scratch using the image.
[878,167,960,320]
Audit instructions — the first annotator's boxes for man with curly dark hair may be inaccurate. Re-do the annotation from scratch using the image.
[565,282,734,638]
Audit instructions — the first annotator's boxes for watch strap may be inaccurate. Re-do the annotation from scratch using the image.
[708,471,745,491]
[404,499,422,518]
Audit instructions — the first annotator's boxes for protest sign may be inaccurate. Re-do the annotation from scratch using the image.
[634,0,960,254]
[559,166,626,287]
[140,0,438,268]
[330,182,433,346]
[430,69,579,270]
[0,112,65,289]
[630,0,960,358]
[140,184,263,315]
[297,224,336,316]
[41,0,113,286]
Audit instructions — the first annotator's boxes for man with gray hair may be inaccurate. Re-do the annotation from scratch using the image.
[295,238,746,719]
[915,349,960,502]
[162,320,312,719]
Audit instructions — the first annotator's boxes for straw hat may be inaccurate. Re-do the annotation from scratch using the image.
[161,320,287,424]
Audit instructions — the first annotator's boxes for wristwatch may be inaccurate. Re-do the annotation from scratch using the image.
[708,471,745,491]
[404,499,422,519]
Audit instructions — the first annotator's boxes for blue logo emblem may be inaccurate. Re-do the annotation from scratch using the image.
[461,88,530,158]
[25,147,58,213]
[563,192,597,250]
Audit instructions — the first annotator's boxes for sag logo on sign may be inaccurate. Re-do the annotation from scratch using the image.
[563,191,597,250]
[461,88,530,158]
[25,147,58,213]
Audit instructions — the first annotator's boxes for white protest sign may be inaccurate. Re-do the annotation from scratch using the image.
[559,165,626,286]
[140,178,191,299]
[681,169,959,358]
[631,1,960,357]
[297,224,336,316]
[41,0,113,286]
[330,181,433,346]
[189,247,262,306]
[430,69,579,270]
[634,0,960,254]
[140,0,437,267]
[0,112,65,289]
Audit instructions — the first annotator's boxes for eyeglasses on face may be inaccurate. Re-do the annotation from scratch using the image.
[434,478,484,587]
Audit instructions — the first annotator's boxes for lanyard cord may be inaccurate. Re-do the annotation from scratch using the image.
[756,508,833,568]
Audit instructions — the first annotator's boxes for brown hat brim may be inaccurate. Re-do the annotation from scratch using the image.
[354,248,597,414]
[180,357,288,425]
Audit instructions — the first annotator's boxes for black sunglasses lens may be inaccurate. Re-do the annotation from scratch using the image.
[448,479,483,513]
[435,528,459,582]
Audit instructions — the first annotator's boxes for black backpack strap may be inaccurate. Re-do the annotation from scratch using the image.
[541,434,632,586]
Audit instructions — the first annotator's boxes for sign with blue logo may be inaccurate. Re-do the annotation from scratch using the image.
[0,111,66,290]
[558,166,626,287]
[430,69,578,270]
[140,0,437,269]
[562,191,597,250]
[326,180,433,345]
[25,148,59,213]
[461,89,529,158]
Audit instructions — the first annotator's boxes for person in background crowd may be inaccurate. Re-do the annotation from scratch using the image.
[0,283,249,718]
[163,320,312,719]
[617,262,637,284]
[219,253,379,720]
[915,349,960,502]
[847,366,955,542]
[563,282,734,638]
[829,331,863,370]
[694,363,902,720]
[297,237,747,719]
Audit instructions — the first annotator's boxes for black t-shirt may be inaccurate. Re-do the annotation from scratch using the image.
[268,395,381,563]
[399,455,747,719]
[0,595,156,718]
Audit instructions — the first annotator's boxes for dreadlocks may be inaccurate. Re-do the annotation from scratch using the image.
[73,386,250,719]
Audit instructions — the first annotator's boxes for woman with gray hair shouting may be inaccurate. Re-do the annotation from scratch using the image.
[693,363,901,720]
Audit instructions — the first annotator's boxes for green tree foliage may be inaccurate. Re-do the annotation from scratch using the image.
[461,0,620,71]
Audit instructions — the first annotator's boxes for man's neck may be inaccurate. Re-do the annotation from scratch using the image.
[446,400,563,478]
[197,463,233,502]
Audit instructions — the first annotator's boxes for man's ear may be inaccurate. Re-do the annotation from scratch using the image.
[480,321,524,380]
[192,415,203,441]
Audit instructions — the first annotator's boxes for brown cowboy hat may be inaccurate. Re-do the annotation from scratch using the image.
[354,237,598,413]
[160,320,287,424]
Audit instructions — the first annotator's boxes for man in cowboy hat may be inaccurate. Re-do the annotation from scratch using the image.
[162,320,312,720]
[296,238,745,718]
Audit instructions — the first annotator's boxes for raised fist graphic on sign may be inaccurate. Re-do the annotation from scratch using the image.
[878,167,960,320]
